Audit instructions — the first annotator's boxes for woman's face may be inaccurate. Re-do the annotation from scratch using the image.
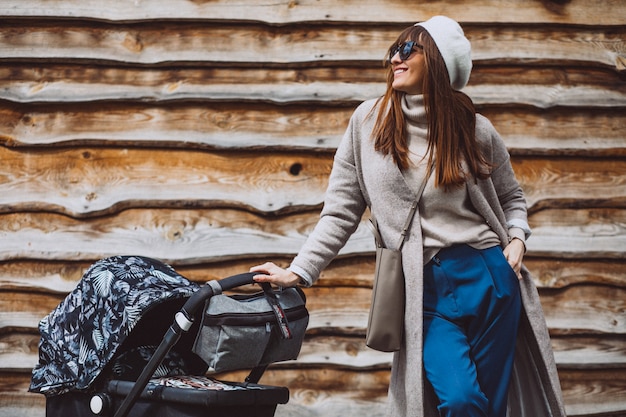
[389,40,426,95]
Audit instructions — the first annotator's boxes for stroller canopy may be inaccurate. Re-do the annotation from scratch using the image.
[29,256,199,396]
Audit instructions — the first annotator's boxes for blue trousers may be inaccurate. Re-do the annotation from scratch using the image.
[423,244,521,417]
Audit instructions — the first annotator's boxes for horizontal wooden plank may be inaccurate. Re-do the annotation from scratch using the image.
[482,107,626,156]
[0,372,45,417]
[0,293,62,333]
[0,287,372,334]
[1,65,624,107]
[6,77,625,108]
[0,208,624,263]
[0,258,371,293]
[1,256,625,299]
[528,208,626,258]
[0,209,372,263]
[279,335,626,370]
[514,157,626,213]
[524,258,626,289]
[0,64,385,105]
[0,22,623,70]
[6,331,624,376]
[0,146,333,216]
[540,285,626,335]
[558,369,626,417]
[3,282,623,335]
[0,260,91,294]
[213,367,626,417]
[0,333,39,372]
[552,336,626,369]
[0,145,624,216]
[0,102,352,150]
[2,103,624,155]
[1,0,624,25]
[0,257,380,294]
[4,366,626,417]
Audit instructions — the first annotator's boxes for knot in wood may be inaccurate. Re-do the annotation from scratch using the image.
[289,163,302,176]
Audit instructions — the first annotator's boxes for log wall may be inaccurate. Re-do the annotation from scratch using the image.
[0,1,624,416]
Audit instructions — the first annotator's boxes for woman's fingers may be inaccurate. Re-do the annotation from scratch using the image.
[250,262,301,287]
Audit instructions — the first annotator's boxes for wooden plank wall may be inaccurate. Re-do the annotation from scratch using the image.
[0,1,624,416]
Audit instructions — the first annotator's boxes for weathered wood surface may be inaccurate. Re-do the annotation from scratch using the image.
[1,0,625,25]
[1,1,624,416]
[0,260,626,416]
[2,283,624,336]
[0,207,624,263]
[1,256,625,293]
[4,297,625,372]
[3,104,625,156]
[0,147,332,216]
[2,66,624,107]
[0,146,623,216]
[0,0,625,25]
[0,22,624,70]
[2,368,624,417]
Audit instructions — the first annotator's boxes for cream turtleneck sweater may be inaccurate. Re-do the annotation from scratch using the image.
[401,94,503,263]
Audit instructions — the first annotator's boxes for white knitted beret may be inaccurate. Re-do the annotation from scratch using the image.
[415,16,472,90]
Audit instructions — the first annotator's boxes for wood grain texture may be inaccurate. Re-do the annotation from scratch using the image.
[0,146,333,216]
[1,65,623,107]
[3,283,622,337]
[527,208,626,258]
[0,145,623,216]
[3,332,625,374]
[482,107,626,156]
[3,255,623,296]
[0,208,624,263]
[0,2,623,416]
[1,0,624,25]
[3,367,626,417]
[0,22,623,70]
[2,103,624,156]
[0,102,352,150]
[524,258,626,289]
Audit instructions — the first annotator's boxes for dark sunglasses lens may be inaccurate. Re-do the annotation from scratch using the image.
[388,41,415,63]
[400,41,415,60]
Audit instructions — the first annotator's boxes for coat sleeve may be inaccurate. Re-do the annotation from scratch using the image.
[289,108,368,285]
[478,115,532,240]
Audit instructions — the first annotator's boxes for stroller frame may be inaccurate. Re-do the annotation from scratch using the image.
[112,272,275,417]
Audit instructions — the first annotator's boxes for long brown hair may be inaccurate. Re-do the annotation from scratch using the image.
[371,25,490,188]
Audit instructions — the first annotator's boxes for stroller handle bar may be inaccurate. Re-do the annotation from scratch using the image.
[180,272,257,321]
[217,272,258,291]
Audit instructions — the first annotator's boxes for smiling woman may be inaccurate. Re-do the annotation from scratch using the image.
[251,15,567,417]
[388,40,426,95]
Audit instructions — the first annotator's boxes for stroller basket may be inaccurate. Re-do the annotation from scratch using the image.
[30,256,307,417]
[47,377,288,417]
[108,376,289,408]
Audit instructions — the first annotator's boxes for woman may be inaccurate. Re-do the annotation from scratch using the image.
[252,16,566,417]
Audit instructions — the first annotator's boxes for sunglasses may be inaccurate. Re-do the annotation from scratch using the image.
[387,41,424,64]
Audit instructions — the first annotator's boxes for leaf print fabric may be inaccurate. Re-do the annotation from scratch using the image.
[29,256,199,396]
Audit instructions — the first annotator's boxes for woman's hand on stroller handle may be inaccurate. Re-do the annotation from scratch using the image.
[250,262,301,288]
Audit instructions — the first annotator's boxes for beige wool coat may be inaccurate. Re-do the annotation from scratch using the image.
[290,98,567,417]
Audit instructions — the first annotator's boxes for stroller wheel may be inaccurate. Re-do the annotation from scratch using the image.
[90,393,111,415]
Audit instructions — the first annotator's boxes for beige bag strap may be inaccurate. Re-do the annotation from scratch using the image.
[369,163,433,251]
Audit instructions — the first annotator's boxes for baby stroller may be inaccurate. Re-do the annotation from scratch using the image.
[29,256,309,417]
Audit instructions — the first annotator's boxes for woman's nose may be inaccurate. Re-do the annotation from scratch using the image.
[390,52,402,64]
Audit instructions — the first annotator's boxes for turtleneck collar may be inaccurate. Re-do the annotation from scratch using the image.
[402,95,429,148]
[401,94,428,126]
